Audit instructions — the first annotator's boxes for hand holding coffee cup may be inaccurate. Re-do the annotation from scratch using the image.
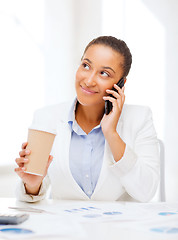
[15,142,53,195]
[15,129,56,195]
[24,129,56,176]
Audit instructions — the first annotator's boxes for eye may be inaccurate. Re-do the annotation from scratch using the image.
[101,71,109,77]
[82,63,90,70]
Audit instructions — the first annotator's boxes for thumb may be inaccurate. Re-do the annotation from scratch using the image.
[47,155,53,168]
[44,155,53,177]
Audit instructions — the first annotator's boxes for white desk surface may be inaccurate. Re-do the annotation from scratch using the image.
[0,198,178,240]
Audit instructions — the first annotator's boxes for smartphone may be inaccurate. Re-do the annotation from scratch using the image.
[105,78,124,115]
[0,213,29,225]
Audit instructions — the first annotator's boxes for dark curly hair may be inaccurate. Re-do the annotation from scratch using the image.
[83,36,132,78]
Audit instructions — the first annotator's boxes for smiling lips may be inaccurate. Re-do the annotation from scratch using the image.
[81,86,98,94]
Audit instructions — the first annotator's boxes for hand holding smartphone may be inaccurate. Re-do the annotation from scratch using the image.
[105,78,124,115]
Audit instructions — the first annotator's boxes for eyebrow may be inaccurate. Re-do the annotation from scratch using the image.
[83,58,116,73]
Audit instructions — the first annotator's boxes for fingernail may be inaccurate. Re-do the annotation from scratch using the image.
[21,167,26,171]
[24,158,28,162]
[25,150,30,154]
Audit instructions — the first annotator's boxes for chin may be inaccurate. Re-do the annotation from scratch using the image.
[77,97,93,106]
[77,95,104,108]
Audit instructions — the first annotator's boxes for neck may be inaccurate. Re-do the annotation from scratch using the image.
[75,102,105,133]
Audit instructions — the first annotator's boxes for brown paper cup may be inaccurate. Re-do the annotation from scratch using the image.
[24,129,56,176]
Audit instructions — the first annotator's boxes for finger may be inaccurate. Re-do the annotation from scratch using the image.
[14,166,26,174]
[22,142,28,150]
[113,84,125,103]
[103,95,123,111]
[113,83,124,91]
[44,155,53,177]
[103,96,117,103]
[106,89,120,99]
[19,149,31,157]
[47,155,53,168]
[116,93,125,110]
[114,84,125,95]
[120,92,125,103]
[15,157,29,166]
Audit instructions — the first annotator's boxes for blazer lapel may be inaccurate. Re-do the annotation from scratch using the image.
[91,118,123,199]
[56,120,89,199]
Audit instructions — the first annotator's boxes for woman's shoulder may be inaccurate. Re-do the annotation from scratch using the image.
[29,100,74,133]
[123,104,152,114]
[34,101,72,117]
[121,104,153,123]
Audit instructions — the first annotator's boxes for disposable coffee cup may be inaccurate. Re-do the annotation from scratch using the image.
[24,129,56,176]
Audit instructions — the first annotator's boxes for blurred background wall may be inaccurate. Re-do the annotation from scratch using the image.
[0,0,177,201]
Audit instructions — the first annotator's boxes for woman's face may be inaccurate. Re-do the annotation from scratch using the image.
[75,44,124,107]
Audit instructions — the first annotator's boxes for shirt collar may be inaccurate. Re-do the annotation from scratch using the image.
[68,98,77,130]
[68,98,77,122]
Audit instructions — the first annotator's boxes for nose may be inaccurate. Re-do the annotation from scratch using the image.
[85,72,97,87]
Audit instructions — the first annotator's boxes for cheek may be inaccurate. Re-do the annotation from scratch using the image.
[75,69,84,92]
[100,82,114,95]
[75,70,82,90]
[75,68,87,81]
[75,69,80,82]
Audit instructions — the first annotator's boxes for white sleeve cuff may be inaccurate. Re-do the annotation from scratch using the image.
[15,176,50,202]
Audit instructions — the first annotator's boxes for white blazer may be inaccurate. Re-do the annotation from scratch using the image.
[16,99,160,203]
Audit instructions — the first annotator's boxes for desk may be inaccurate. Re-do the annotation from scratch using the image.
[0,198,178,240]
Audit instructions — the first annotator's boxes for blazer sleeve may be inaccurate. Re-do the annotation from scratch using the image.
[15,106,55,202]
[15,176,50,202]
[110,106,160,202]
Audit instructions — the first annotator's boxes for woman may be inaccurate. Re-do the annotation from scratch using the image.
[15,36,159,202]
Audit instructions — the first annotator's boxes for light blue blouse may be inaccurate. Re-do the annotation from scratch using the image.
[68,100,105,198]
